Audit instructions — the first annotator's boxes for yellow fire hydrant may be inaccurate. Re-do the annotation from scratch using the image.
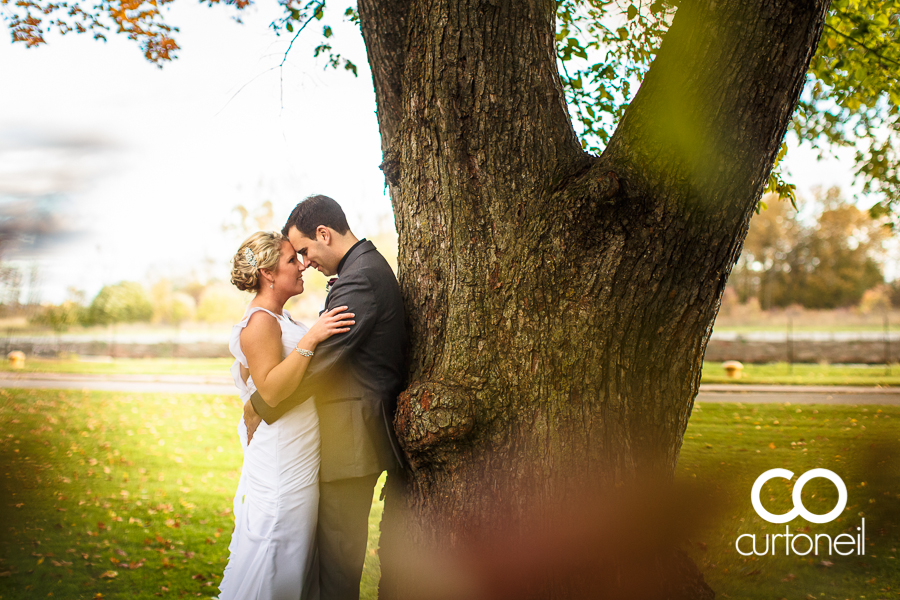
[722,360,743,379]
[7,351,25,369]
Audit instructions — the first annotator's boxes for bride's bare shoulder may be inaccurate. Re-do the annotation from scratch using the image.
[241,310,281,346]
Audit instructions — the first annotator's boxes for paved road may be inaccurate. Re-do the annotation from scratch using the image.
[697,384,899,405]
[0,372,236,396]
[0,373,897,404]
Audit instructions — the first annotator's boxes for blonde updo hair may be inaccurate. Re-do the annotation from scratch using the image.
[230,231,286,292]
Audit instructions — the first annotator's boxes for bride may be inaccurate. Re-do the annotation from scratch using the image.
[218,231,354,600]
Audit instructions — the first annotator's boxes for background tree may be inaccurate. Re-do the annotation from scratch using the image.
[150,279,198,325]
[771,188,887,308]
[0,264,23,316]
[730,194,801,307]
[195,283,247,324]
[221,200,276,240]
[87,282,153,326]
[730,187,890,309]
[87,282,152,357]
[8,0,899,597]
[30,300,84,353]
[859,283,894,314]
[890,279,900,308]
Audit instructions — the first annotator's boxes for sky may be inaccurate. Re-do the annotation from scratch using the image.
[0,4,888,304]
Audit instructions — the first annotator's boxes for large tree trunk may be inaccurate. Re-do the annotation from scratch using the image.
[358,0,831,597]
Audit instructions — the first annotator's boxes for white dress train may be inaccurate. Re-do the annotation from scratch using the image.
[218,307,320,600]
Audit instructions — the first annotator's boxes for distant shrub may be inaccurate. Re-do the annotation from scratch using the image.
[196,283,247,324]
[151,279,198,324]
[87,282,153,326]
[31,301,84,332]
[859,285,893,314]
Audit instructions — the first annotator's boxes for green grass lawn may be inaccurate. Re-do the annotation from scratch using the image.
[701,361,900,386]
[711,324,897,333]
[0,358,233,377]
[0,389,383,599]
[2,358,898,386]
[679,400,900,599]
[1,389,898,599]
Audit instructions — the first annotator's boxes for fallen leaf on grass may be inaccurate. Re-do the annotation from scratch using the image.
[818,560,834,568]
[191,573,206,581]
[768,442,776,449]
[782,573,797,581]
[98,570,118,579]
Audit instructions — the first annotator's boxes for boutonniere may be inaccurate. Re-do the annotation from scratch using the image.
[326,277,338,294]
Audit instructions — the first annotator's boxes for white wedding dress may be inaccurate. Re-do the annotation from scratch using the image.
[218,307,320,600]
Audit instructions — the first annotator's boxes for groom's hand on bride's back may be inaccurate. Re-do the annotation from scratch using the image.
[244,400,262,444]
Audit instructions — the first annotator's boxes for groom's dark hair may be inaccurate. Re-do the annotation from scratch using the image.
[282,194,351,238]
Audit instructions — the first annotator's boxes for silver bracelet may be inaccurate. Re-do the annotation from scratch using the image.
[294,347,314,357]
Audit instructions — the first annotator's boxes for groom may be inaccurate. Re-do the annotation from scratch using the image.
[244,194,407,600]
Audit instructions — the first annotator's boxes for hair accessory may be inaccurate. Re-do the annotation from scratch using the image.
[243,247,258,269]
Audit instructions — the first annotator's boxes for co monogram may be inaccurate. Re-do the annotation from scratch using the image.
[750,468,847,524]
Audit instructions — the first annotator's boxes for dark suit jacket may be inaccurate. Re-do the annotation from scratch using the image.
[250,240,406,482]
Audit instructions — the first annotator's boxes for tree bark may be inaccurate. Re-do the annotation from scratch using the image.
[358,0,832,597]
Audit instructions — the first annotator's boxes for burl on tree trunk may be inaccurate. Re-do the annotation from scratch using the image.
[358,0,831,597]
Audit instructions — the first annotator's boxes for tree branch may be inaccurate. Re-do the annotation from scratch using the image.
[552,160,620,212]
[603,0,831,222]
[824,22,900,69]
[278,1,325,109]
[279,2,324,69]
